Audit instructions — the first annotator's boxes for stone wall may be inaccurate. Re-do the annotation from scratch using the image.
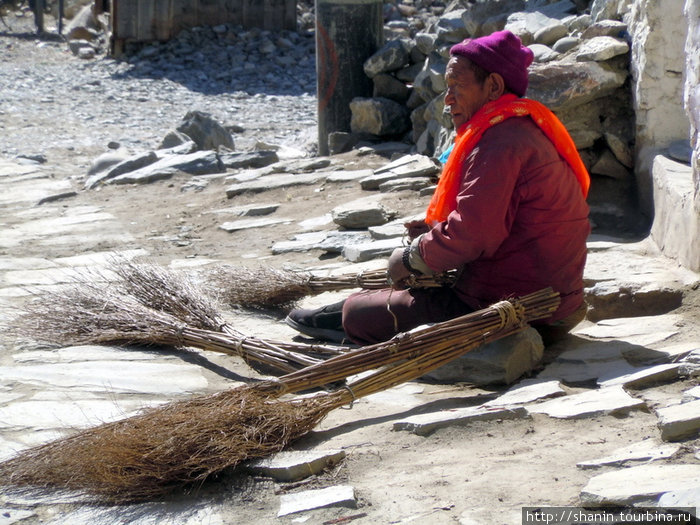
[647,0,700,271]
[626,0,690,223]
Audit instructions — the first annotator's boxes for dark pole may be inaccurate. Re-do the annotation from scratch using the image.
[315,0,383,156]
[58,0,64,35]
[34,0,44,33]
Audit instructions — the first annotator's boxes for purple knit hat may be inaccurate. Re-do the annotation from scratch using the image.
[450,30,534,97]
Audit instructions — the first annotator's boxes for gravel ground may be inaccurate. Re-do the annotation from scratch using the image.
[0,11,319,174]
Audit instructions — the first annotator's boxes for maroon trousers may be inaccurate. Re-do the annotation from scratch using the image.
[341,287,474,346]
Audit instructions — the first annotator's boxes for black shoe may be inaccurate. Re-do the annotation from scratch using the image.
[285,300,348,343]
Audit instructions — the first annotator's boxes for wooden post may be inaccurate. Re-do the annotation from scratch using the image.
[315,0,383,156]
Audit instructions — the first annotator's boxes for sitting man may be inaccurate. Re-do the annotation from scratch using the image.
[286,30,590,346]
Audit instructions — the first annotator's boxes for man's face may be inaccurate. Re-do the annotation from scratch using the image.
[444,56,493,130]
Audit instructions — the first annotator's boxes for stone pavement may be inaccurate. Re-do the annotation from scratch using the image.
[1,157,700,523]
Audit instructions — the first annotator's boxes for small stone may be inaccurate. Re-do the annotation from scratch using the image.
[393,406,527,436]
[219,217,291,232]
[527,386,646,419]
[247,449,346,481]
[576,36,629,62]
[278,485,357,517]
[656,399,700,441]
[576,439,680,469]
[483,379,565,407]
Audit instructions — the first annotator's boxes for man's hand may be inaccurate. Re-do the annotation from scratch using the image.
[404,219,430,241]
[387,247,412,289]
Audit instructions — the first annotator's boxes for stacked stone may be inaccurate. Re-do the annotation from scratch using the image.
[351,0,638,231]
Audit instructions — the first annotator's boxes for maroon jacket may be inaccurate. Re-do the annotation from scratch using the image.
[419,117,590,323]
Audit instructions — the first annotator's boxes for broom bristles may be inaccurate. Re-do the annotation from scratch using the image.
[0,386,336,503]
[208,265,458,309]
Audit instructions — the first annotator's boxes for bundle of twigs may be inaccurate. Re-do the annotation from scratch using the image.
[208,265,458,309]
[10,260,344,375]
[0,288,559,503]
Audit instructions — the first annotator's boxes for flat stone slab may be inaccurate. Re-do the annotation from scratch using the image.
[0,360,208,394]
[277,485,357,517]
[219,217,292,232]
[574,314,683,346]
[622,341,699,365]
[206,203,280,217]
[393,406,527,436]
[597,363,680,388]
[537,358,637,384]
[325,169,374,182]
[656,399,700,441]
[483,379,565,407]
[343,237,402,263]
[580,464,700,506]
[225,171,325,197]
[527,386,646,419]
[247,449,346,481]
[0,395,165,431]
[576,438,680,469]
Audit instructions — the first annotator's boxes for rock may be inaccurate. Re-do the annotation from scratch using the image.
[331,196,394,229]
[658,488,700,514]
[598,363,681,389]
[219,150,279,170]
[622,342,699,366]
[604,130,634,167]
[584,281,683,322]
[576,36,629,62]
[527,385,647,418]
[368,219,407,240]
[363,39,412,78]
[537,356,637,385]
[534,23,568,46]
[342,237,402,262]
[86,150,130,176]
[393,406,527,436]
[373,73,411,103]
[247,449,346,482]
[159,130,194,149]
[277,485,357,517]
[421,327,545,386]
[325,169,374,183]
[318,231,374,254]
[219,217,292,232]
[576,438,680,469]
[591,148,631,179]
[271,232,330,254]
[580,464,700,506]
[552,36,580,53]
[527,61,627,112]
[529,43,560,63]
[656,399,700,441]
[350,97,411,136]
[581,19,628,39]
[110,150,223,184]
[176,110,235,151]
[575,314,683,347]
[207,203,280,217]
[225,172,326,197]
[435,9,469,43]
[85,151,158,189]
[483,378,566,407]
[378,176,433,192]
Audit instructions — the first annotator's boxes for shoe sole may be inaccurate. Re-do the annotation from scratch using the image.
[285,316,349,344]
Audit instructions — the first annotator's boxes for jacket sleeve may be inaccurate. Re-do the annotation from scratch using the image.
[418,129,523,273]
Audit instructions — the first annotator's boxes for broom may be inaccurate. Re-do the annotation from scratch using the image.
[0,288,558,503]
[10,259,347,375]
[207,264,458,309]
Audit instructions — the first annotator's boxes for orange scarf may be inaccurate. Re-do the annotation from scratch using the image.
[425,94,590,224]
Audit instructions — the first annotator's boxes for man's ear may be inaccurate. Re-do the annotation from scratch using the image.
[487,73,506,100]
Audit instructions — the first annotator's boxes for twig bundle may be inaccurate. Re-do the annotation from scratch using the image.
[208,265,457,309]
[0,288,559,503]
[10,260,343,374]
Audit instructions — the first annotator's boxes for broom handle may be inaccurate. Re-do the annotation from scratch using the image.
[257,288,559,395]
